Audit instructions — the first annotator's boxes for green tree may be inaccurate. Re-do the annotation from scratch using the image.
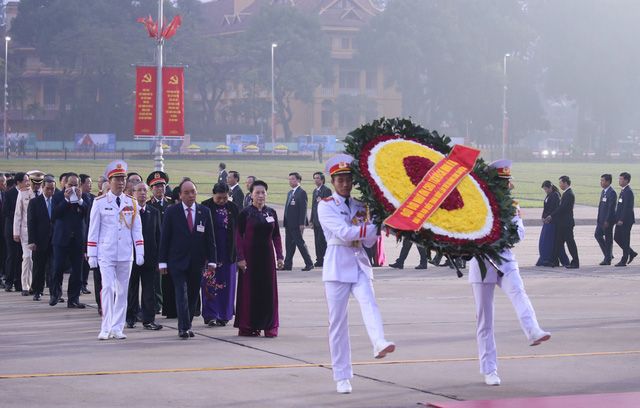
[530,0,640,151]
[357,0,545,144]
[240,4,332,141]
[10,0,155,139]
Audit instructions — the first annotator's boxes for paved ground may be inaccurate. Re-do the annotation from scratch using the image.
[1,222,639,407]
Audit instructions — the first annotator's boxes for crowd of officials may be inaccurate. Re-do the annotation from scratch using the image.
[0,160,633,392]
[537,173,636,268]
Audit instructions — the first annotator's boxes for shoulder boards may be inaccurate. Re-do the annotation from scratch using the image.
[95,195,107,200]
[321,197,333,202]
[125,194,134,199]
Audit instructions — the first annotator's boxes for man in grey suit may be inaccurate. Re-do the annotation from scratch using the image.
[310,172,332,267]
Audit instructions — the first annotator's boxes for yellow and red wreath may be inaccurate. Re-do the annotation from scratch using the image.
[345,118,519,268]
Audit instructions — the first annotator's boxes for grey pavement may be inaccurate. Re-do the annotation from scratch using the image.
[1,223,639,407]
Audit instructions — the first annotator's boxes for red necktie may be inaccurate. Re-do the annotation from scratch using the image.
[186,207,193,232]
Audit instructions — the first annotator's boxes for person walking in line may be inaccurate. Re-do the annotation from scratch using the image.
[595,174,617,265]
[545,175,579,268]
[614,172,636,267]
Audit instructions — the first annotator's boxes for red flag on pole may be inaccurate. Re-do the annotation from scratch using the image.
[136,15,158,38]
[161,15,182,40]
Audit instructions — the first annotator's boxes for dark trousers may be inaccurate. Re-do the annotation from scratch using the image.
[93,267,102,310]
[153,269,163,313]
[313,225,327,265]
[4,229,22,289]
[0,232,5,279]
[170,265,202,331]
[594,223,614,260]
[31,244,52,295]
[284,225,313,268]
[127,264,157,324]
[554,224,579,266]
[614,224,635,263]
[395,239,428,265]
[81,259,90,287]
[52,237,83,303]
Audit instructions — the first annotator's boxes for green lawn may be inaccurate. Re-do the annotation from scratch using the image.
[1,158,637,208]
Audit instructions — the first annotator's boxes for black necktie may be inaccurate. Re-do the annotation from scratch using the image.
[141,208,145,215]
[116,196,121,207]
[345,197,350,208]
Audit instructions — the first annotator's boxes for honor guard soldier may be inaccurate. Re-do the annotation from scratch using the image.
[14,170,44,295]
[317,154,395,394]
[87,161,144,340]
[468,159,551,386]
[147,170,172,314]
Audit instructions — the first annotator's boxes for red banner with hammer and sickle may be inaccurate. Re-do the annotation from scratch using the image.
[384,145,481,231]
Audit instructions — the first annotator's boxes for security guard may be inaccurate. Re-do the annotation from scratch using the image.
[468,159,551,386]
[87,161,144,340]
[14,170,44,295]
[318,154,395,394]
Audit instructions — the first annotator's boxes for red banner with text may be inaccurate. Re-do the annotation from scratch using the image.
[162,67,185,137]
[134,66,157,137]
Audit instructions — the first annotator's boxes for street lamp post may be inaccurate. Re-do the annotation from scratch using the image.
[3,36,10,159]
[271,42,277,145]
[501,53,511,159]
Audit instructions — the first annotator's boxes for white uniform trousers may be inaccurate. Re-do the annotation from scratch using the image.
[99,261,132,335]
[324,269,386,381]
[20,242,33,291]
[471,270,542,374]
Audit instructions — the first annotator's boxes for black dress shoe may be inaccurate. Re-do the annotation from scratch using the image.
[126,321,136,329]
[33,294,41,301]
[5,286,13,292]
[49,297,59,306]
[615,261,627,267]
[599,260,611,266]
[216,319,228,327]
[178,330,189,339]
[302,265,314,272]
[414,264,428,270]
[81,286,92,295]
[314,262,323,267]
[143,322,163,330]
[21,290,29,296]
[389,262,404,269]
[59,297,65,303]
[67,302,86,309]
[188,330,195,337]
[628,251,637,264]
[565,264,579,269]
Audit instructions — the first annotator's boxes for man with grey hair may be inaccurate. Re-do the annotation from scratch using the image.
[27,176,56,301]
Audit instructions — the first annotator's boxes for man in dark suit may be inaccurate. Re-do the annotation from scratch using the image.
[227,171,244,209]
[545,175,579,268]
[159,179,216,339]
[0,173,7,287]
[595,174,617,265]
[147,170,172,313]
[4,172,28,291]
[217,163,228,185]
[27,176,56,301]
[243,175,255,208]
[127,183,163,330]
[283,172,314,271]
[614,172,636,267]
[79,174,94,295]
[310,172,332,267]
[50,172,88,308]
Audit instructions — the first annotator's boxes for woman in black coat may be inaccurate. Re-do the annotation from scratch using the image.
[537,180,569,266]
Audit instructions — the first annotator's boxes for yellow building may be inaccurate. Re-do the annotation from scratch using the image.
[203,0,402,139]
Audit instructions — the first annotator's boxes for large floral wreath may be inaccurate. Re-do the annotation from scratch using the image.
[344,118,520,277]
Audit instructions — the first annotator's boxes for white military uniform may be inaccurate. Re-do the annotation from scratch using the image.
[13,188,36,291]
[87,190,144,336]
[468,211,545,374]
[319,192,390,381]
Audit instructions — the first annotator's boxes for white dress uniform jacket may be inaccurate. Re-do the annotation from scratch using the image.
[87,191,144,262]
[318,193,378,282]
[13,188,36,242]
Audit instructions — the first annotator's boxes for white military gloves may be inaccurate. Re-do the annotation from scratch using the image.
[88,257,98,269]
[136,253,145,266]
